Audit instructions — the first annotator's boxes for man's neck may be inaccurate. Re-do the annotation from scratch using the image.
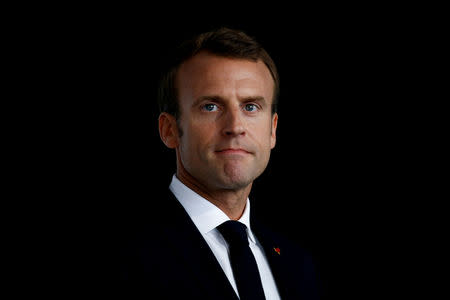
[175,172,252,220]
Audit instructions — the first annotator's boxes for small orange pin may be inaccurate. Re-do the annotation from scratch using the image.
[273,247,281,255]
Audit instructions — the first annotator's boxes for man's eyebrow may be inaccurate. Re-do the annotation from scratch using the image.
[193,95,267,106]
[195,95,224,102]
[192,95,225,107]
[241,96,267,105]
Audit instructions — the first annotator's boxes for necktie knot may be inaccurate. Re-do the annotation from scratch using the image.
[217,220,249,247]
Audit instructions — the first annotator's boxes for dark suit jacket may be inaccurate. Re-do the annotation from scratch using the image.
[118,189,321,299]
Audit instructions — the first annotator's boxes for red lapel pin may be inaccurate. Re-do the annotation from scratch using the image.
[273,247,281,255]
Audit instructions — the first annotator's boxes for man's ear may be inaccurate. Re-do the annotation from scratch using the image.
[158,113,180,149]
[270,112,278,149]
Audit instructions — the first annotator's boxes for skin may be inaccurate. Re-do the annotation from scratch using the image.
[159,51,278,220]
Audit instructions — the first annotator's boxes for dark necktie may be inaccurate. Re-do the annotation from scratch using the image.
[217,220,266,300]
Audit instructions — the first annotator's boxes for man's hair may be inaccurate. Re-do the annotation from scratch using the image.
[157,27,280,120]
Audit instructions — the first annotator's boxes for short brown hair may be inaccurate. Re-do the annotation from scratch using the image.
[157,27,280,120]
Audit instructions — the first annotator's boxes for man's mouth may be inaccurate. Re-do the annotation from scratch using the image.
[215,148,251,155]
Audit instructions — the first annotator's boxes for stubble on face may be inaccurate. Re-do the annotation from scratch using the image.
[175,51,277,195]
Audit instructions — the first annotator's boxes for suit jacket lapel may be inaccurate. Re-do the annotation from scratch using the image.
[252,219,321,300]
[251,219,292,299]
[161,191,239,300]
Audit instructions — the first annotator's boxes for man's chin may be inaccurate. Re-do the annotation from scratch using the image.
[217,172,254,190]
[221,180,251,191]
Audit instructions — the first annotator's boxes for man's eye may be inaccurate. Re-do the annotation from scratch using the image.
[244,104,258,112]
[202,103,218,112]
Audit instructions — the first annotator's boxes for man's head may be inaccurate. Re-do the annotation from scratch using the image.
[158,27,279,192]
[158,27,280,124]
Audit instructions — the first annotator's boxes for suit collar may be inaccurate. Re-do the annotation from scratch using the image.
[169,174,256,243]
[158,187,300,299]
[159,189,239,300]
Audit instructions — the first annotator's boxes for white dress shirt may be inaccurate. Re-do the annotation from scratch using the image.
[169,175,281,300]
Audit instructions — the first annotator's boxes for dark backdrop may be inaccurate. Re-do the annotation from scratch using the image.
[48,9,419,299]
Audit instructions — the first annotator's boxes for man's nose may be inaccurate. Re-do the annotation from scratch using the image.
[221,108,246,137]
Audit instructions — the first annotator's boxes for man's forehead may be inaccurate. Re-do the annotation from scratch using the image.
[179,52,269,77]
[177,52,274,96]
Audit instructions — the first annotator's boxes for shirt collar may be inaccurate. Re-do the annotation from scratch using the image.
[169,174,256,244]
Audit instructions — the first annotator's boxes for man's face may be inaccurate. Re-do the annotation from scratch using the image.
[174,51,278,191]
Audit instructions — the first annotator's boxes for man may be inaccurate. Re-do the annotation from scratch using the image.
[120,27,320,299]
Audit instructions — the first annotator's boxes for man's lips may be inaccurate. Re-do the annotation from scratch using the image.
[215,148,251,155]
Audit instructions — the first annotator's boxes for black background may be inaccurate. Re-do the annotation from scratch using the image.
[32,5,435,298]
